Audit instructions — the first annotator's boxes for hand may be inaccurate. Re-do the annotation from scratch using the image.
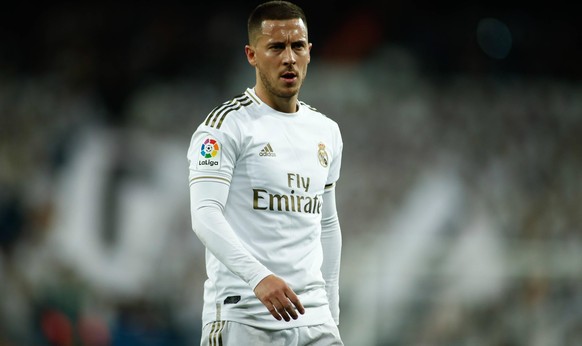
[253,274,305,322]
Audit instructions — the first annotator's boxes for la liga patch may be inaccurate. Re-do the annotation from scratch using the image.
[197,136,221,170]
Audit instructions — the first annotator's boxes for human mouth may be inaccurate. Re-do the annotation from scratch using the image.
[281,71,297,83]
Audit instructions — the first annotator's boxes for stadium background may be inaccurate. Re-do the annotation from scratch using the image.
[1,1,581,345]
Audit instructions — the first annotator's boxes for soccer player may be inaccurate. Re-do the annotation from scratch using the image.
[187,1,344,345]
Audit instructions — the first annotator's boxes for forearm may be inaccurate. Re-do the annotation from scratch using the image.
[190,181,272,289]
[320,187,342,324]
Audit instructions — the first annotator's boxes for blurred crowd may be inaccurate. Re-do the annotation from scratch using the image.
[1,2,581,345]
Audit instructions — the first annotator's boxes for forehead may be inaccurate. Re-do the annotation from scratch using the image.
[258,18,308,42]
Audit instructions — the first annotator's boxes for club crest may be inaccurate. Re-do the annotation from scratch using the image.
[317,142,329,168]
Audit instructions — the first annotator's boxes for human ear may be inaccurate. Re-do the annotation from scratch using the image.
[245,45,256,66]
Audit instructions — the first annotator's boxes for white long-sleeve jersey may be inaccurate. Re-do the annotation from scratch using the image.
[187,88,343,330]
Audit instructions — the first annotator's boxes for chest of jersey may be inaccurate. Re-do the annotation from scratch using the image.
[233,114,333,213]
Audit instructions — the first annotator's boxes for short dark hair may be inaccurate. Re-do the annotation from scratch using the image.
[247,1,308,44]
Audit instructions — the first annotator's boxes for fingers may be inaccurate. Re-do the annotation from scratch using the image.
[254,275,305,322]
[266,302,282,321]
[268,296,300,322]
[268,300,293,322]
[285,289,306,316]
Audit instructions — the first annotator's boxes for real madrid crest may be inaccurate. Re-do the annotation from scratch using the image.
[317,142,329,167]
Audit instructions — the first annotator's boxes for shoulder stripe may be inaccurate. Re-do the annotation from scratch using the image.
[204,94,251,129]
[204,94,245,126]
[216,99,252,129]
[245,89,261,104]
[299,101,319,113]
[209,103,236,128]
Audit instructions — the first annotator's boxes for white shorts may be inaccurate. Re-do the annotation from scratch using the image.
[200,320,344,346]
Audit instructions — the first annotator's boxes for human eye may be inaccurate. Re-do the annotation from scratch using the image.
[269,43,285,51]
[292,41,307,51]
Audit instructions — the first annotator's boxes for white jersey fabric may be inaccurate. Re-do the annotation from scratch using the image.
[187,88,343,330]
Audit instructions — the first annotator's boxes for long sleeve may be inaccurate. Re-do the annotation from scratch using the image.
[320,185,342,324]
[189,180,273,290]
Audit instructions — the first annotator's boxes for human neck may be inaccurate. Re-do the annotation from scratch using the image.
[254,85,298,113]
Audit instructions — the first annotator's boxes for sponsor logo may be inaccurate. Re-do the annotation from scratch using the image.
[252,189,322,214]
[252,173,321,214]
[259,143,276,157]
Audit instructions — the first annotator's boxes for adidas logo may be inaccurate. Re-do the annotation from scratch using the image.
[259,143,277,157]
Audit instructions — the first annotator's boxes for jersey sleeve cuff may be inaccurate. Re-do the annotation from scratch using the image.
[248,267,274,291]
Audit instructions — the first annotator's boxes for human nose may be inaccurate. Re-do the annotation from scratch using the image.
[282,46,296,65]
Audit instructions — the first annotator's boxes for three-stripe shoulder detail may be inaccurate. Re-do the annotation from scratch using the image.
[299,101,320,113]
[204,94,253,129]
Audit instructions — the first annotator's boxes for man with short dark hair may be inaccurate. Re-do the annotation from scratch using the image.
[187,1,344,344]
